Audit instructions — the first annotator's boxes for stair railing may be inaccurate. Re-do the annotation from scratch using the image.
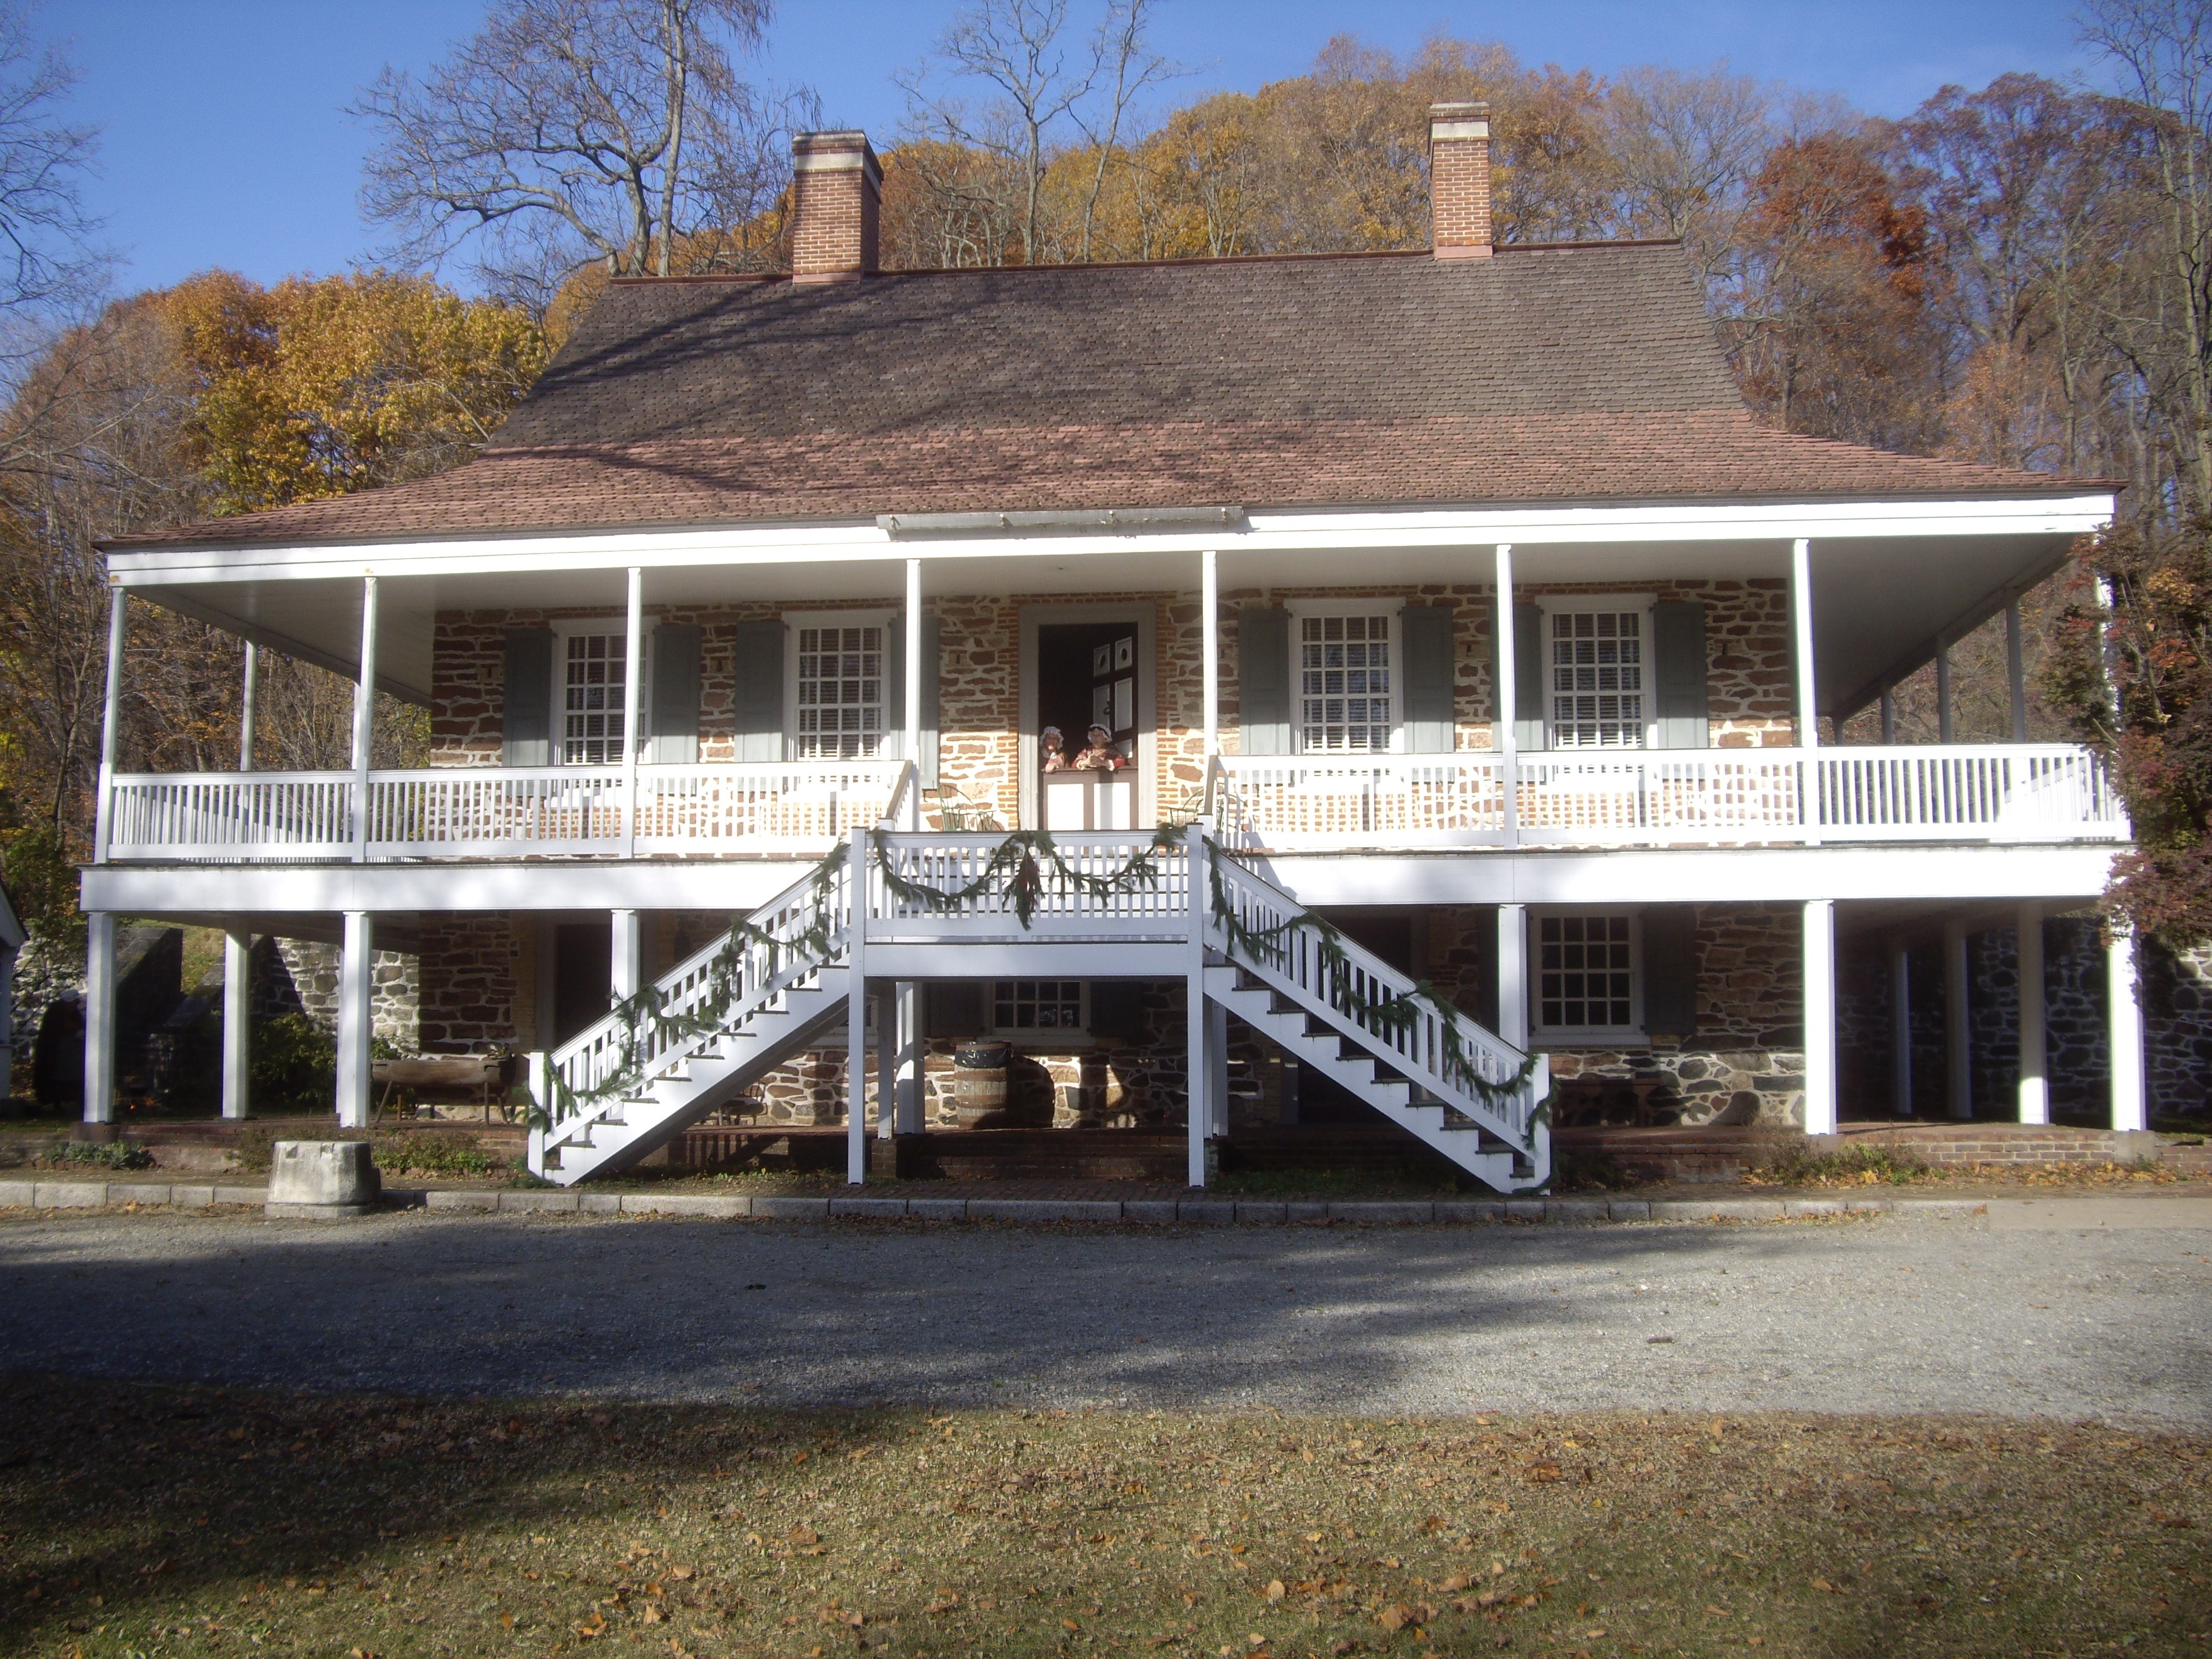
[535,851,854,1151]
[1206,842,1543,1150]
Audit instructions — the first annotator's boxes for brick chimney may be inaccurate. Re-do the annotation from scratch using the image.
[790,130,880,284]
[1429,102,1492,259]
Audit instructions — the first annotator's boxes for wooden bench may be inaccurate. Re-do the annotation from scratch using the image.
[372,1054,517,1122]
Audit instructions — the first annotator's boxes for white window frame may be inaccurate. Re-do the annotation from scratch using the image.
[1529,907,1646,1044]
[987,978,1092,1045]
[783,608,897,763]
[1535,594,1655,751]
[552,616,649,767]
[1288,600,1403,756]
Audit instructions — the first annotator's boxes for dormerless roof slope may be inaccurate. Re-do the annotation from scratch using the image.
[115,243,2091,550]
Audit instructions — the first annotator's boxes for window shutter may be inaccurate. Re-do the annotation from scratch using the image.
[1513,604,1544,752]
[649,624,702,764]
[501,628,554,766]
[729,619,784,763]
[922,980,984,1039]
[1640,905,1699,1036]
[1401,605,1455,752]
[1238,607,1292,754]
[1087,980,1148,1042]
[1652,601,1709,749]
[919,614,941,786]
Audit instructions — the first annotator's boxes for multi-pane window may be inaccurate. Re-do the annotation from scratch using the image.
[1298,612,1393,752]
[1538,914,1636,1032]
[794,625,885,760]
[1548,609,1644,748]
[563,631,629,765]
[992,979,1085,1034]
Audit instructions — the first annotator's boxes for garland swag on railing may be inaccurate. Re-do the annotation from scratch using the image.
[869,822,1187,928]
[1205,850,1544,1116]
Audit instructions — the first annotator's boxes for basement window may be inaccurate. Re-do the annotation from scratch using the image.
[990,979,1088,1041]
[1532,910,1643,1042]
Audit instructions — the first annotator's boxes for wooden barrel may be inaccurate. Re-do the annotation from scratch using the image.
[953,1041,1012,1128]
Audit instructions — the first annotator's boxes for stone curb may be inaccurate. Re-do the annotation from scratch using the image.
[0,1181,2005,1227]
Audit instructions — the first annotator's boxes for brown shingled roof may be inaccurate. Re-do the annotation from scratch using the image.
[112,244,2093,551]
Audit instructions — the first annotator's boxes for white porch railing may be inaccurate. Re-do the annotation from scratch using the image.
[1215,743,2125,849]
[869,832,1191,939]
[105,760,902,862]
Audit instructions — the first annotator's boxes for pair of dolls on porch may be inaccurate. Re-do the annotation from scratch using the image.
[1041,724,1127,772]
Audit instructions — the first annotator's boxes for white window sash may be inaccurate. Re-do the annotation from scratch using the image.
[988,979,1090,1041]
[552,617,649,768]
[1289,602,1402,756]
[1536,595,1654,751]
[784,608,896,763]
[1529,907,1646,1041]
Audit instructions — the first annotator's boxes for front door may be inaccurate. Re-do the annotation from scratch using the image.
[1036,620,1141,830]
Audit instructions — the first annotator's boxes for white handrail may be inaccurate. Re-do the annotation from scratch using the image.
[1207,844,1543,1149]
[868,831,1190,936]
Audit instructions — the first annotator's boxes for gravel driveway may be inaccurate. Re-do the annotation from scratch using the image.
[4,1208,2208,1425]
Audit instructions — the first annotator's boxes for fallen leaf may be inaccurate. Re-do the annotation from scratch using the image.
[497,1612,514,1630]
[1265,1580,1285,1600]
[789,1525,819,1546]
[1523,1462,1563,1484]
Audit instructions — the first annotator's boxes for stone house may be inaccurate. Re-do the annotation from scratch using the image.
[81,109,2176,1188]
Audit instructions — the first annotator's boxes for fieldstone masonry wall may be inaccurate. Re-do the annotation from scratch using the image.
[252,939,418,1051]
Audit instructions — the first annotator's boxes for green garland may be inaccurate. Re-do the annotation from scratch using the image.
[1204,852,1544,1116]
[870,822,1188,928]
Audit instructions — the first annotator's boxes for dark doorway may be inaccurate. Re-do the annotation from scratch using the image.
[553,919,614,1047]
[1037,621,1138,767]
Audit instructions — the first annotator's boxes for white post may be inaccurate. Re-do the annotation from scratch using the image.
[2006,601,2028,743]
[336,910,374,1129]
[1937,643,1956,744]
[876,988,895,1140]
[1207,999,1230,1138]
[610,910,642,1004]
[846,834,868,1184]
[1888,937,1912,1117]
[1201,548,1220,760]
[622,566,643,857]
[896,983,921,1131]
[2108,924,2147,1132]
[1791,538,1822,845]
[1493,545,1519,846]
[238,640,258,769]
[1944,919,1971,1119]
[82,911,116,1124]
[221,929,251,1119]
[1497,903,1529,1050]
[1879,687,1896,745]
[1186,820,1210,1187]
[92,586,127,865]
[1803,899,1837,1135]
[2017,903,2048,1125]
[905,558,923,828]
[352,575,379,864]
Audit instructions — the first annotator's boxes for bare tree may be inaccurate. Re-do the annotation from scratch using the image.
[354,0,808,302]
[0,4,100,344]
[1606,64,1777,281]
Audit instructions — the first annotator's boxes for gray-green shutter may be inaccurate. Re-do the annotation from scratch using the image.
[1514,604,1544,751]
[730,620,784,763]
[1087,980,1147,1042]
[649,623,701,763]
[919,614,941,786]
[1401,605,1455,752]
[502,627,554,766]
[1641,905,1698,1037]
[1239,607,1292,754]
[1652,601,1709,749]
[922,981,984,1039]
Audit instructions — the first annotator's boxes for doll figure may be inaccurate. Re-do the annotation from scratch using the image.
[1041,726,1069,771]
[1076,723,1127,770]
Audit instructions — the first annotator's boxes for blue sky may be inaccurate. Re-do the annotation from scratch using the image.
[47,0,2097,295]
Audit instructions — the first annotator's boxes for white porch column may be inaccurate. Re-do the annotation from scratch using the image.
[1791,538,1822,844]
[1186,821,1210,1187]
[895,983,922,1132]
[82,911,116,1124]
[1207,999,1230,1138]
[846,835,868,1184]
[622,566,643,857]
[2006,601,2029,742]
[904,558,922,827]
[351,576,379,863]
[336,910,374,1129]
[238,640,258,769]
[1937,643,1956,743]
[91,585,126,866]
[1943,919,1971,1119]
[875,986,895,1139]
[610,910,642,1003]
[2017,904,2048,1126]
[1888,937,1912,1117]
[1497,903,1529,1051]
[1879,686,1896,745]
[222,930,252,1119]
[1493,544,1519,846]
[2108,925,2147,1131]
[1201,548,1220,760]
[1802,899,1837,1136]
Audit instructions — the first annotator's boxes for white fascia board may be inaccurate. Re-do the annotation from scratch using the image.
[104,494,2117,589]
[84,842,2119,919]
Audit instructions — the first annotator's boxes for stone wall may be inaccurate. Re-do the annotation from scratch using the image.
[2143,939,2212,1118]
[416,916,524,1054]
[253,938,419,1051]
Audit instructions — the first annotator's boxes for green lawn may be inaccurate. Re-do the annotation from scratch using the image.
[4,1375,2205,1657]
